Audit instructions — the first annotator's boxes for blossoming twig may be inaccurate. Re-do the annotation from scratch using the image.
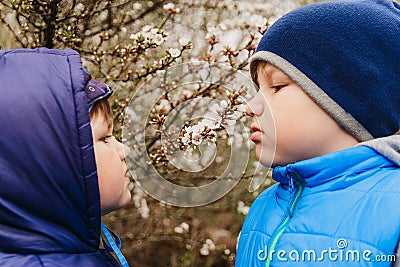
[148,86,248,164]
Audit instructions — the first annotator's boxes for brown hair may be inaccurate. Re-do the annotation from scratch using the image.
[89,99,113,129]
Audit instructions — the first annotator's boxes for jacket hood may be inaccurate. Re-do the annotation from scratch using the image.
[0,48,101,253]
[359,135,400,166]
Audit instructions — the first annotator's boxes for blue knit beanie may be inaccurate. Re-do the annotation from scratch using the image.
[250,0,400,141]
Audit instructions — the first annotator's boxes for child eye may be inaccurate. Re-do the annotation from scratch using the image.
[272,85,285,93]
[100,135,113,143]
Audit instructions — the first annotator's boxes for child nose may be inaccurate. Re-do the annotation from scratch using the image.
[245,104,254,116]
[246,97,263,117]
[118,142,131,160]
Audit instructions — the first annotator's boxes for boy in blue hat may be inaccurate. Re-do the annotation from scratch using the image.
[236,0,400,266]
[0,48,130,266]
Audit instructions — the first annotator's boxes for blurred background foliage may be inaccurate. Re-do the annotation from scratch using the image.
[0,0,317,266]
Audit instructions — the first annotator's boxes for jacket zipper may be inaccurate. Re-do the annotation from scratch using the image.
[265,172,305,267]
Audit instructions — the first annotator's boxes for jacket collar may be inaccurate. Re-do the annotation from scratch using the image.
[272,145,396,188]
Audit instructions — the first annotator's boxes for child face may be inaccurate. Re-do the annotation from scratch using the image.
[91,114,132,215]
[246,63,357,166]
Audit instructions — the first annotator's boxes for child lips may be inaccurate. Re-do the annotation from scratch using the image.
[250,124,263,141]
[250,124,261,132]
[250,131,262,142]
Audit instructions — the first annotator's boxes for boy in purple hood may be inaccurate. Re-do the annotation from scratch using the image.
[0,48,131,266]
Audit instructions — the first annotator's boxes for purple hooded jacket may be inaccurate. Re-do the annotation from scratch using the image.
[0,48,120,266]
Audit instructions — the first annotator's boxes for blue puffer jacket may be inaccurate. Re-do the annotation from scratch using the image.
[236,145,400,266]
[0,48,120,266]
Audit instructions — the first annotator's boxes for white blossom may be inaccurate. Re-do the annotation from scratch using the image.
[200,238,216,256]
[139,198,149,218]
[248,14,268,27]
[174,226,184,234]
[133,186,150,218]
[237,200,250,215]
[128,181,135,191]
[180,222,190,231]
[153,34,164,45]
[150,28,159,35]
[219,100,228,109]
[200,247,210,256]
[98,10,108,21]
[142,25,153,32]
[174,222,190,234]
[168,48,180,58]
[205,238,215,248]
[236,104,247,113]
[184,146,194,157]
[74,3,85,12]
[155,99,171,113]
[181,131,191,145]
[219,23,227,31]
[201,118,220,130]
[191,124,206,134]
[133,3,142,10]
[129,33,137,40]
[179,37,191,46]
[191,131,202,146]
[163,3,175,10]
[182,89,193,98]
